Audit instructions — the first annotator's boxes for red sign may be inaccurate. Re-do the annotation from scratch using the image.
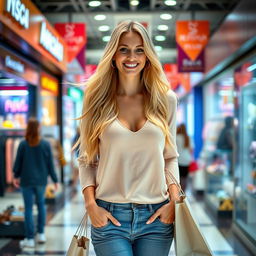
[55,23,86,63]
[164,64,191,93]
[164,64,180,90]
[176,21,209,61]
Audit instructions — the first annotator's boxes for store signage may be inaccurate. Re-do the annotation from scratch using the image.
[5,55,24,73]
[55,23,86,63]
[41,72,58,95]
[5,0,30,29]
[5,98,28,113]
[177,44,205,72]
[67,87,83,100]
[176,20,209,72]
[40,22,64,62]
[163,63,191,94]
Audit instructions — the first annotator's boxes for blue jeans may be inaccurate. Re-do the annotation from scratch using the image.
[22,186,46,239]
[91,199,174,256]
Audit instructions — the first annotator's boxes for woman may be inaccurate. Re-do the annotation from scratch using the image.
[77,21,180,256]
[176,123,192,191]
[13,118,58,248]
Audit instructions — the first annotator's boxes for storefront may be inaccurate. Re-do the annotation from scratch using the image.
[233,52,256,254]
[192,0,256,249]
[198,68,235,217]
[0,0,67,195]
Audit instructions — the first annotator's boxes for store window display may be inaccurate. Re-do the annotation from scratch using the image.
[234,82,256,242]
[198,72,235,217]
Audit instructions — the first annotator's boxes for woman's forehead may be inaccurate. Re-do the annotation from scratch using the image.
[118,31,143,46]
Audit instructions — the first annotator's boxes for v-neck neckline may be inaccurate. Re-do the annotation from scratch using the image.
[116,118,148,134]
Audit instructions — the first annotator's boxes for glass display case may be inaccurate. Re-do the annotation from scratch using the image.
[202,117,234,217]
[233,82,256,252]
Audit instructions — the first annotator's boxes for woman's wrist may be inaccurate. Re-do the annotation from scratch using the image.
[85,201,97,209]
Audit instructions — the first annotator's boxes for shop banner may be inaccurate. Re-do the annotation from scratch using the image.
[176,20,209,72]
[177,44,205,72]
[163,64,180,90]
[234,62,253,87]
[55,23,86,63]
[163,63,191,93]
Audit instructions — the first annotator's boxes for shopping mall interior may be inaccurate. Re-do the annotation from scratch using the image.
[0,0,256,255]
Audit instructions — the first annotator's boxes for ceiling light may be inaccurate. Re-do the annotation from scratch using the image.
[160,13,172,20]
[94,14,106,21]
[102,36,111,42]
[155,46,163,52]
[88,1,101,7]
[130,0,139,6]
[98,25,110,32]
[157,25,169,31]
[164,0,177,6]
[155,35,166,41]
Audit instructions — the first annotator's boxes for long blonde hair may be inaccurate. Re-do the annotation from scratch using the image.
[78,20,174,164]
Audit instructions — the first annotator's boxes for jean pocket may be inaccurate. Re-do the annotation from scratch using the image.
[92,220,111,230]
[155,217,174,227]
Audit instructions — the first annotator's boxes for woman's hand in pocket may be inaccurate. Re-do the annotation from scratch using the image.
[146,201,175,225]
[86,203,121,228]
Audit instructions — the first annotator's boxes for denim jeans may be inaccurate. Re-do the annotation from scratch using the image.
[22,186,46,239]
[91,199,174,256]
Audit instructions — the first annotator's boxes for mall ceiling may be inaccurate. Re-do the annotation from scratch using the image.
[33,0,240,62]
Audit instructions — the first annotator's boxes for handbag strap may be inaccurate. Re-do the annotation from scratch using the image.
[75,213,88,237]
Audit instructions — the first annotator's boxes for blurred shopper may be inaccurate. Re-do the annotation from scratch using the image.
[176,124,192,191]
[76,21,180,256]
[216,116,234,175]
[13,118,58,248]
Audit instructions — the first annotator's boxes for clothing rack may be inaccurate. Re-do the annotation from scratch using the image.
[0,131,24,197]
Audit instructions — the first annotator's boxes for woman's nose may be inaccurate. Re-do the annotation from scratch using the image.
[127,50,136,60]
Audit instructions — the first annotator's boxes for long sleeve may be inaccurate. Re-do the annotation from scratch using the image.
[164,90,180,186]
[46,142,58,183]
[13,142,24,178]
[78,155,98,192]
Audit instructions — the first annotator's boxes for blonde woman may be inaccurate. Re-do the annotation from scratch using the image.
[77,21,180,256]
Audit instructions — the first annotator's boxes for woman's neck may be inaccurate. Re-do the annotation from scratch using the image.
[117,74,143,97]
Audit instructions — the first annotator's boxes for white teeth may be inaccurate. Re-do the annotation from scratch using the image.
[124,63,138,68]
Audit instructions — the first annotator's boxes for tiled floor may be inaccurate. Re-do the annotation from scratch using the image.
[0,187,253,256]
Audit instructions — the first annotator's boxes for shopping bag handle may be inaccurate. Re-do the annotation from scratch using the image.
[165,168,186,202]
[75,213,88,237]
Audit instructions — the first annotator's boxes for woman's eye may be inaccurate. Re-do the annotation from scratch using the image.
[119,48,128,53]
[136,48,144,53]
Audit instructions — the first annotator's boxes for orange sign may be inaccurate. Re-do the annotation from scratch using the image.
[0,0,67,72]
[176,21,209,61]
[41,72,58,96]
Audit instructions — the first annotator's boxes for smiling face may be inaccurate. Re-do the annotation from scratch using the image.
[113,31,147,78]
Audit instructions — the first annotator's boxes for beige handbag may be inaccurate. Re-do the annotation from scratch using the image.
[168,172,213,256]
[66,214,90,256]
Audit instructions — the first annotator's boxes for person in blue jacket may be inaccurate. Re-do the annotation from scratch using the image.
[13,118,58,248]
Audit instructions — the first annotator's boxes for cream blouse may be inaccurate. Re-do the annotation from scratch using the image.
[78,90,180,204]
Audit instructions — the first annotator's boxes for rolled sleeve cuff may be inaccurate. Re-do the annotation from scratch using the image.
[78,158,97,192]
